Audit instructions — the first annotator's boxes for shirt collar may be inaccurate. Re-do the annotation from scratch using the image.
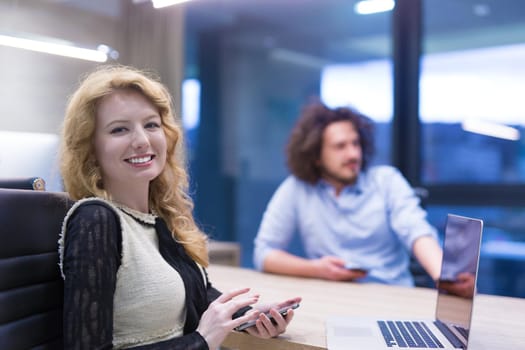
[317,173,366,195]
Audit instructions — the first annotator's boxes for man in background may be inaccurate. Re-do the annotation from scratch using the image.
[253,102,443,286]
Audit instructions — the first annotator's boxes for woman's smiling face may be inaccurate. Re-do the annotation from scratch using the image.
[93,89,167,196]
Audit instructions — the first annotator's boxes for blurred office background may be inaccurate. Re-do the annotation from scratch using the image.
[0,0,524,298]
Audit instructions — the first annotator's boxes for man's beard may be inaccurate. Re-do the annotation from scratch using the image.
[320,163,360,187]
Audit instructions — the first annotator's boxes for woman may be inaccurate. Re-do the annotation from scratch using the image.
[58,65,300,349]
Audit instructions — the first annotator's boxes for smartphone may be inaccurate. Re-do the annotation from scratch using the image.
[344,262,368,273]
[234,303,300,331]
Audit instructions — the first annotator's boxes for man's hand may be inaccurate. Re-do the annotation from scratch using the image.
[313,256,367,281]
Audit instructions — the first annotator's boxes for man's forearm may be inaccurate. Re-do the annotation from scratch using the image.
[412,235,443,281]
[263,250,320,278]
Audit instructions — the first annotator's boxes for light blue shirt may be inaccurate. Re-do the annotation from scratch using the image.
[253,165,438,286]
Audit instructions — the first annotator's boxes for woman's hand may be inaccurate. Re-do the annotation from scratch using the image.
[196,287,261,350]
[244,297,302,339]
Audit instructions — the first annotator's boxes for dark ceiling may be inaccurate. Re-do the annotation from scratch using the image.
[183,0,525,63]
[51,0,525,65]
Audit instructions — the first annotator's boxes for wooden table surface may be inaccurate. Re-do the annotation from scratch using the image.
[208,264,525,350]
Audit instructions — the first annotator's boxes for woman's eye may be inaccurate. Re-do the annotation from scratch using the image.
[110,127,127,134]
[145,121,161,129]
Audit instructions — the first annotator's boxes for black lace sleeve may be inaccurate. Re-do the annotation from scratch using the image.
[62,202,209,350]
[62,202,120,350]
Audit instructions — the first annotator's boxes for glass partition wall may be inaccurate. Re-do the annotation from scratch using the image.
[184,0,525,297]
[421,0,525,297]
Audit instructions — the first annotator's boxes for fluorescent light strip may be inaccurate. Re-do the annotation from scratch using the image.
[354,0,395,15]
[0,34,108,62]
[152,0,194,9]
[462,119,520,141]
[270,48,330,69]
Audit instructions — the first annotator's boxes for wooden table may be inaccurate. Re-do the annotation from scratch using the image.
[207,265,525,350]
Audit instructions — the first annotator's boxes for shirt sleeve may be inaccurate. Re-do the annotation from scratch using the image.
[379,167,438,250]
[253,176,299,270]
[62,202,209,350]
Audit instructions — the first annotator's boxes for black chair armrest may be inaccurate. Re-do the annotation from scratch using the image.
[0,177,46,190]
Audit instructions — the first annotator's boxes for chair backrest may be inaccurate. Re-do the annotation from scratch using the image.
[0,177,46,191]
[0,188,72,349]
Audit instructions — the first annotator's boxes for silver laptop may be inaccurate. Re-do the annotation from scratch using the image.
[326,214,484,349]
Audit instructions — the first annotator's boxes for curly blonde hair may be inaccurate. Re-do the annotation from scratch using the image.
[60,65,208,266]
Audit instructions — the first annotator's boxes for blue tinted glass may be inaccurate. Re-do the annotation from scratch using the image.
[422,123,525,184]
[421,1,525,184]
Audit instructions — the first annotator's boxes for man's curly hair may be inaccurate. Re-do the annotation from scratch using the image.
[286,102,375,184]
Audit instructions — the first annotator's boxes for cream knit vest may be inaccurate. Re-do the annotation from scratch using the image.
[59,198,196,348]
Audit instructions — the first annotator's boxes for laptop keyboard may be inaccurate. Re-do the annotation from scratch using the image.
[433,321,465,348]
[453,325,469,339]
[378,320,449,348]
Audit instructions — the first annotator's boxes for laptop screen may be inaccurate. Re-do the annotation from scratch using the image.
[435,214,483,335]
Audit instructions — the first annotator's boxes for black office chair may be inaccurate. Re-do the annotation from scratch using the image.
[0,188,72,349]
[0,177,46,191]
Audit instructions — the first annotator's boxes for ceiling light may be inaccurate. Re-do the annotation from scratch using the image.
[462,119,520,141]
[354,0,395,15]
[269,48,331,70]
[0,34,116,62]
[473,4,491,17]
[152,0,195,8]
